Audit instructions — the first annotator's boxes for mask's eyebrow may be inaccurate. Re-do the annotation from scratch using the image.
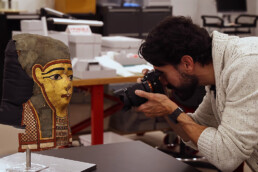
[42,67,65,75]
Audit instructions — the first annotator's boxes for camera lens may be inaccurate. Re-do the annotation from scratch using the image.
[114,70,165,110]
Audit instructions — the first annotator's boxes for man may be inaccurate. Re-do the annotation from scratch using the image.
[135,16,258,171]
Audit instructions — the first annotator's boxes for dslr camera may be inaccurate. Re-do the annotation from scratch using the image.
[114,70,165,110]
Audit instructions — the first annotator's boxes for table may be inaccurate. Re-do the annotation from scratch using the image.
[38,141,200,172]
[72,76,142,145]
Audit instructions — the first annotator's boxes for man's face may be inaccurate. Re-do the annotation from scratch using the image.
[33,60,73,110]
[154,64,198,101]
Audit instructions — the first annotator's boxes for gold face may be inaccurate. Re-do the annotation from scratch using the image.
[33,60,73,117]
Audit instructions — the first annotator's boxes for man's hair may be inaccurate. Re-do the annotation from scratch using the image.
[139,16,212,66]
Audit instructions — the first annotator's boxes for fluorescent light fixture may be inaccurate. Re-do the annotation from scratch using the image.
[48,18,104,27]
[42,7,70,18]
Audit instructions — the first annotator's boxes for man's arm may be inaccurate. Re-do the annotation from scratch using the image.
[176,113,207,145]
[135,90,207,146]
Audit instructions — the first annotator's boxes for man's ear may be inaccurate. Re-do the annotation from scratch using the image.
[180,55,194,73]
[32,64,44,86]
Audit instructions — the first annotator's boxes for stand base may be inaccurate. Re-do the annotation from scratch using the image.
[6,163,48,172]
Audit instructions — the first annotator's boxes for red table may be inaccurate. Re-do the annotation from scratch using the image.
[72,76,142,145]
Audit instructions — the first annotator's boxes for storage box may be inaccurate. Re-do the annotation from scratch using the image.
[20,20,43,32]
[101,36,142,54]
[12,30,43,36]
[13,31,69,46]
[79,131,132,146]
[114,52,147,65]
[55,0,96,14]
[69,33,102,59]
[72,58,116,79]
[48,31,69,46]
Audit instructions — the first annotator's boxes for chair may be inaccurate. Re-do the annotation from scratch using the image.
[201,14,257,35]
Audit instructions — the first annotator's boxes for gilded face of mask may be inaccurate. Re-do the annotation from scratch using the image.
[33,60,73,117]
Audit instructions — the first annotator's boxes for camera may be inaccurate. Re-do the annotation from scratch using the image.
[114,70,165,110]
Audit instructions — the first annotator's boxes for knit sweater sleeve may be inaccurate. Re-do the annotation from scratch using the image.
[197,56,258,171]
[182,89,219,150]
[189,88,219,128]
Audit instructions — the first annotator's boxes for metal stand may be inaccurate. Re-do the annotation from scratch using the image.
[26,148,31,170]
[6,148,48,172]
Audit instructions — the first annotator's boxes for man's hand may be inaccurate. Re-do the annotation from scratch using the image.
[137,69,150,83]
[134,90,178,117]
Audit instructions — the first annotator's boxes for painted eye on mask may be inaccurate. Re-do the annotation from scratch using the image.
[49,74,62,80]
[69,75,73,81]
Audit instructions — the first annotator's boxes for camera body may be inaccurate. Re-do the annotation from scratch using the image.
[114,70,165,110]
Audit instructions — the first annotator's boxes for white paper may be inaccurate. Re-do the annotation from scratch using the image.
[95,54,134,77]
[124,64,153,74]
[0,152,96,172]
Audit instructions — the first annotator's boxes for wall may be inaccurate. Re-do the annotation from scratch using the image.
[18,0,54,12]
[1,0,55,12]
[171,0,258,35]
[0,125,22,157]
[171,0,200,24]
[3,0,258,34]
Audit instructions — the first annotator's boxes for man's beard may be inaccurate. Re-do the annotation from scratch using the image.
[167,72,199,101]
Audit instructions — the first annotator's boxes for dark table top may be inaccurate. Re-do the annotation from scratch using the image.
[38,141,199,172]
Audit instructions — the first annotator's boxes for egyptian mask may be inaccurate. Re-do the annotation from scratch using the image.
[0,34,73,151]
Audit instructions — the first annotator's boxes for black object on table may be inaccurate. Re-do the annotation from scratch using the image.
[0,12,40,104]
[38,141,200,172]
[97,6,172,38]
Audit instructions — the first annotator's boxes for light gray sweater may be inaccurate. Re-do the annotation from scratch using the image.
[185,31,258,172]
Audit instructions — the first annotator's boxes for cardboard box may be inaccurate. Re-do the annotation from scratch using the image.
[48,31,69,46]
[12,30,43,36]
[20,20,43,31]
[72,58,116,79]
[12,31,69,46]
[73,66,116,79]
[55,0,96,14]
[69,33,102,59]
[79,131,132,146]
[101,36,142,54]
